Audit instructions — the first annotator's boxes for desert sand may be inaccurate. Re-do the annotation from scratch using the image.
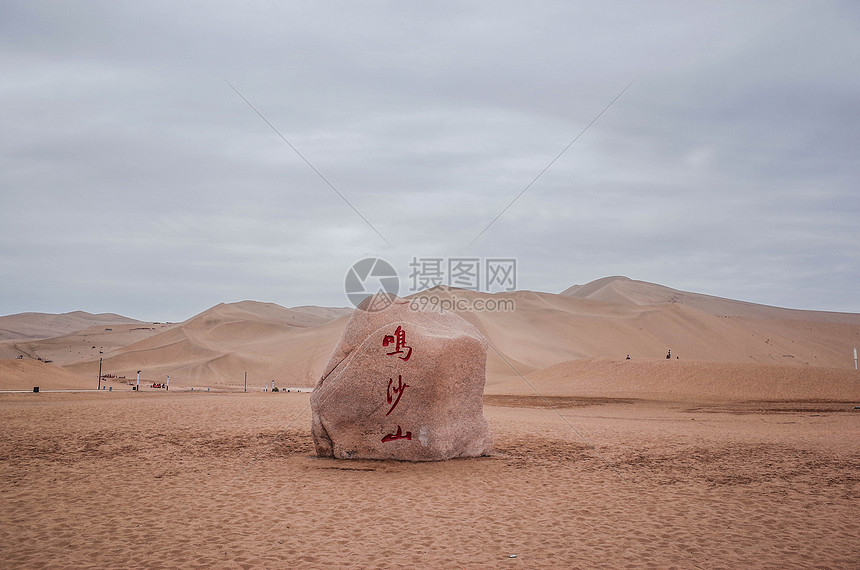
[1,277,858,567]
[0,391,857,568]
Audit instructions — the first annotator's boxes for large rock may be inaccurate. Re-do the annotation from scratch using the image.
[310,296,493,461]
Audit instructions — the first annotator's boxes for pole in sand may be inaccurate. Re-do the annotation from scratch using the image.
[167,375,170,391]
[136,370,141,392]
[98,357,103,390]
[854,347,858,370]
[244,371,247,392]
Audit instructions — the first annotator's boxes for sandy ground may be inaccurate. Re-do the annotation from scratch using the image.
[1,391,857,568]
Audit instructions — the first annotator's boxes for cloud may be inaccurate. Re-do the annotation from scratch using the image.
[1,1,858,319]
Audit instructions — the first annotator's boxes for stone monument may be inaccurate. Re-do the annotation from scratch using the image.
[310,296,493,461]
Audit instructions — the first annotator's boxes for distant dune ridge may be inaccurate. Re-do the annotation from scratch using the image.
[58,302,353,390]
[561,276,860,322]
[1,277,858,400]
[0,310,142,342]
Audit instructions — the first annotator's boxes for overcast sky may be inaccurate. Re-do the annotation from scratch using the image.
[2,1,858,321]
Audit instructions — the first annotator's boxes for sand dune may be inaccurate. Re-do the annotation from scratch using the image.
[63,302,351,389]
[562,275,860,322]
[0,310,143,342]
[0,322,176,365]
[423,285,860,376]
[0,360,95,391]
[2,278,858,400]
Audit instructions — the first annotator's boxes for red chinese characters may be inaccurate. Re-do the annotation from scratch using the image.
[381,426,412,442]
[386,374,409,416]
[382,325,412,361]
[381,326,414,443]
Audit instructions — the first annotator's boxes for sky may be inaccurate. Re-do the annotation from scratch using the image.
[2,1,858,321]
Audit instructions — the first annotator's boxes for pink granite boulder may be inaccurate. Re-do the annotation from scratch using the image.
[310,296,493,461]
